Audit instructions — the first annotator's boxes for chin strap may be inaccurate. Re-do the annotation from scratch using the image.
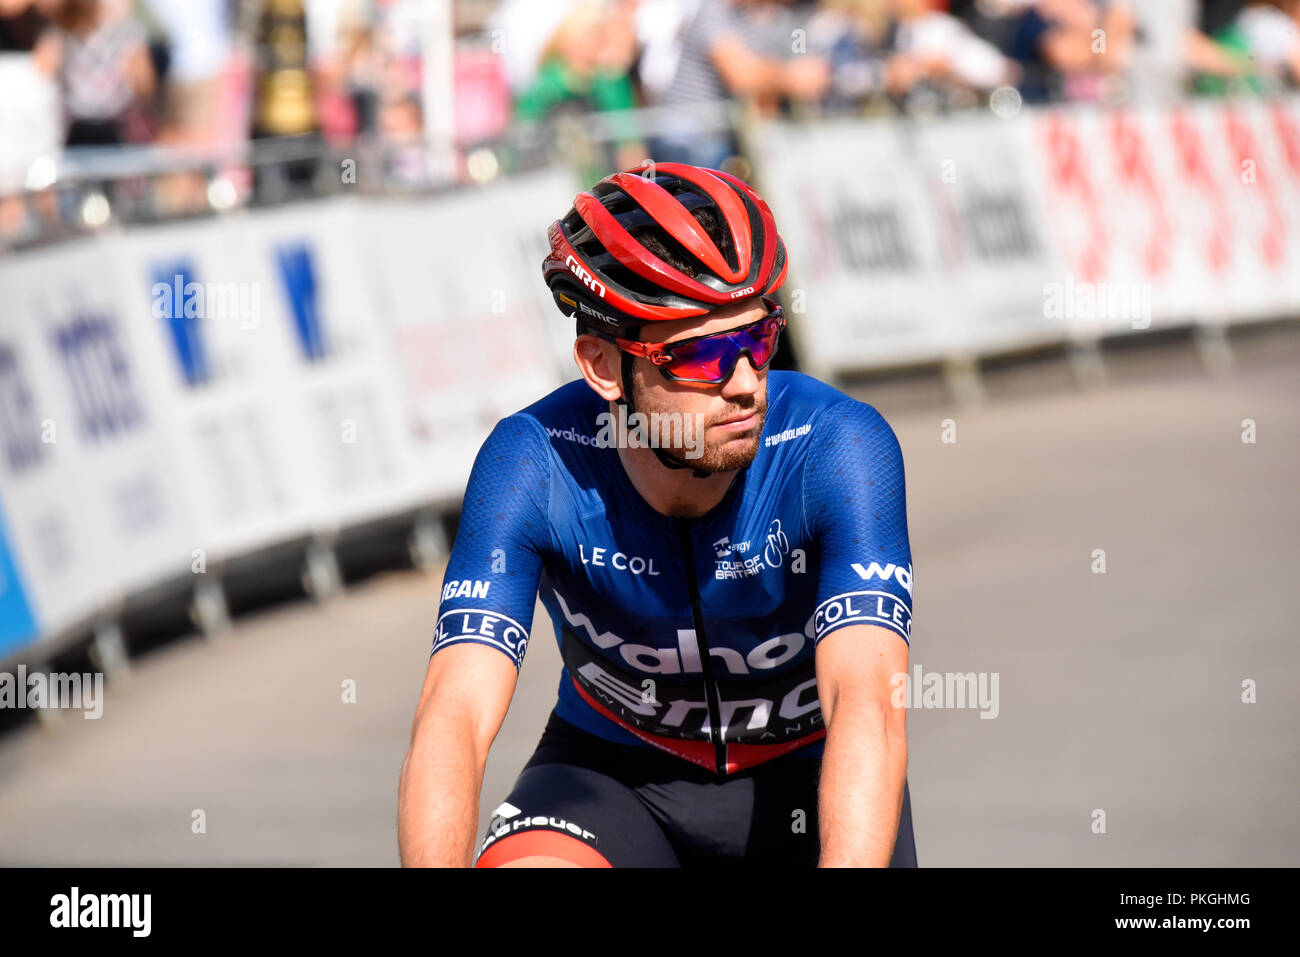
[618,351,713,479]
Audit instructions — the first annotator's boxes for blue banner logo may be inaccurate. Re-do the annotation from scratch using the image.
[0,502,38,658]
[274,241,328,362]
[152,259,211,386]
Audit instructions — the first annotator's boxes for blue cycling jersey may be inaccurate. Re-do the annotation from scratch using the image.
[430,370,913,775]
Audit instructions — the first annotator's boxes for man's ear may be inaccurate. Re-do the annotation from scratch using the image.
[573,334,623,402]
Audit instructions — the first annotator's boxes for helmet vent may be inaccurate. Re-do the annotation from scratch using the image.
[601,263,670,299]
[575,239,605,260]
[631,219,723,281]
[593,182,638,216]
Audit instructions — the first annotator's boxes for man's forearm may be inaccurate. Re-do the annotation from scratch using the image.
[397,709,489,867]
[817,701,907,867]
[711,40,789,99]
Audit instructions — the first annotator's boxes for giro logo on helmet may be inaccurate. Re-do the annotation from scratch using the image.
[728,286,756,299]
[566,255,607,299]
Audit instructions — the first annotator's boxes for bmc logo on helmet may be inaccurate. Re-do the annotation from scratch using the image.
[566,255,607,299]
[728,286,755,299]
[577,298,619,325]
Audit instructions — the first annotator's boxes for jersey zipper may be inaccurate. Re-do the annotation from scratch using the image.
[673,516,726,775]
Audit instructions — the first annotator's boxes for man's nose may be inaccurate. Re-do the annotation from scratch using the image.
[720,352,760,398]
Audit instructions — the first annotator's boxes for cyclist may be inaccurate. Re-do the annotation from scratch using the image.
[397,162,916,867]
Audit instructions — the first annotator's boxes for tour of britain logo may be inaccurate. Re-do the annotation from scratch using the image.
[714,518,790,580]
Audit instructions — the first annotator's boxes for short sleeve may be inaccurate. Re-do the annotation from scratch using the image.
[802,400,913,646]
[692,0,742,47]
[430,414,551,670]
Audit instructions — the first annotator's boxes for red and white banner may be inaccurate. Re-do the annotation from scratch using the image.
[755,95,1300,373]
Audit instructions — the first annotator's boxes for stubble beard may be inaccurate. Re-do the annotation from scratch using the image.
[633,380,768,475]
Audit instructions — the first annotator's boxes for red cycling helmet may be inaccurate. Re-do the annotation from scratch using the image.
[542,162,789,332]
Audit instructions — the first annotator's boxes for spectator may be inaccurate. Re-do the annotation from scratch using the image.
[649,0,832,168]
[522,0,639,119]
[1234,0,1300,84]
[1186,0,1255,92]
[487,0,585,96]
[50,0,155,147]
[1,0,56,57]
[318,0,426,142]
[513,0,645,173]
[378,90,429,187]
[137,0,230,148]
[0,0,60,240]
[1002,0,1135,103]
[806,0,893,111]
[337,2,382,138]
[635,0,700,103]
[131,0,234,215]
[1192,0,1300,92]
[880,0,1018,106]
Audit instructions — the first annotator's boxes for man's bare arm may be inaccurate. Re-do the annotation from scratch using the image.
[397,644,518,867]
[815,623,909,868]
[1184,28,1255,77]
[709,36,830,103]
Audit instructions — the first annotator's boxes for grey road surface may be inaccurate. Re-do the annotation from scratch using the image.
[1,327,1296,866]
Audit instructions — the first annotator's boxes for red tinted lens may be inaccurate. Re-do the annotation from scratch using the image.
[739,313,783,367]
[663,312,783,382]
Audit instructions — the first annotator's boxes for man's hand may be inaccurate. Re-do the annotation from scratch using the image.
[783,56,832,102]
[815,623,909,867]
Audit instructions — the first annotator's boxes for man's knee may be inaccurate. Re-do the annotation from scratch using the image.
[495,855,584,868]
[474,830,612,868]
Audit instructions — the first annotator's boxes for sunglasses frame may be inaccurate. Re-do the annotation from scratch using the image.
[605,298,787,384]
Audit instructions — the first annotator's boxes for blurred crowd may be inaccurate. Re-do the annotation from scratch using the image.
[489,0,1300,170]
[2,0,1300,238]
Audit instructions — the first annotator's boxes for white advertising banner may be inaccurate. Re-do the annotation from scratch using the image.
[0,237,194,639]
[234,196,427,529]
[111,214,323,560]
[754,118,951,377]
[480,166,585,376]
[362,169,573,500]
[911,112,1065,350]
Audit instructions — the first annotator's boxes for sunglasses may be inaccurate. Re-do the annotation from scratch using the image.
[608,300,787,384]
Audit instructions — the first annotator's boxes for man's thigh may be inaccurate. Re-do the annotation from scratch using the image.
[475,761,681,868]
[638,757,917,867]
